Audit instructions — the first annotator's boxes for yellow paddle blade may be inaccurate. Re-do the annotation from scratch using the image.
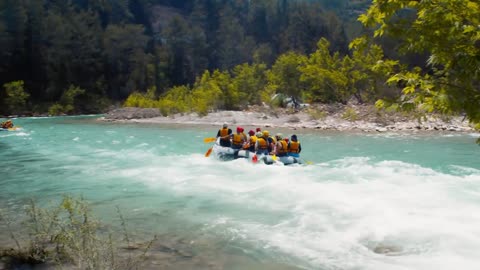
[204,137,216,143]
[306,161,314,165]
[205,147,213,157]
[272,154,277,161]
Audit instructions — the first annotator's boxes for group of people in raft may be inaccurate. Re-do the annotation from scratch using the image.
[216,123,301,158]
[0,119,14,129]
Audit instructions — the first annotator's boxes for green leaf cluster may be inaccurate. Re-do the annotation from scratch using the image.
[301,37,397,104]
[360,0,480,123]
[2,81,30,115]
[48,85,85,116]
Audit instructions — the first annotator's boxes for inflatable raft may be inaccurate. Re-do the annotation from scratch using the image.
[212,138,303,165]
[0,127,19,131]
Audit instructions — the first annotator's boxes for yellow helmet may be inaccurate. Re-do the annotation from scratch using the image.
[262,130,269,137]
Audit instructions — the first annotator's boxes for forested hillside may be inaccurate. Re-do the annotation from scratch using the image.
[1,0,478,125]
[0,0,374,115]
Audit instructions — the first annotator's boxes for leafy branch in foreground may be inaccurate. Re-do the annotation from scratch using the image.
[359,0,480,124]
[0,196,156,270]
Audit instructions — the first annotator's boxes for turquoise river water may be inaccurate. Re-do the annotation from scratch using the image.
[1,116,480,270]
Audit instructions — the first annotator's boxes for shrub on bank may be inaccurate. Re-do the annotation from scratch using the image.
[0,196,155,270]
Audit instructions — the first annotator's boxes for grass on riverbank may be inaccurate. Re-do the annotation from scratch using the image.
[0,196,155,270]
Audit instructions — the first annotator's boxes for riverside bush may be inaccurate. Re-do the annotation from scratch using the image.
[2,81,30,115]
[48,85,86,115]
[307,108,327,120]
[342,107,359,121]
[0,196,155,270]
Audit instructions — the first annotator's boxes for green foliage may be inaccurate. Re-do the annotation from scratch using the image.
[266,52,307,105]
[48,85,85,116]
[231,63,268,107]
[300,37,396,104]
[48,103,66,116]
[307,108,328,120]
[103,24,152,99]
[191,70,228,114]
[125,33,401,115]
[342,107,359,122]
[123,86,159,109]
[300,38,348,103]
[2,81,29,114]
[359,0,480,123]
[0,196,154,269]
[158,85,191,116]
[155,66,267,116]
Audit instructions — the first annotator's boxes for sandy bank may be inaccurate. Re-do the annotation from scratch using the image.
[100,106,475,133]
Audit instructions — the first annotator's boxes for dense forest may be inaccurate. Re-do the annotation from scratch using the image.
[1,0,478,125]
[0,0,375,115]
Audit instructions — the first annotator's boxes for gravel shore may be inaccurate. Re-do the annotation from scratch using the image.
[100,105,475,133]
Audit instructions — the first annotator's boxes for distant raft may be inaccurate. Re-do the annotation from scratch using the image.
[211,138,303,165]
[0,127,19,131]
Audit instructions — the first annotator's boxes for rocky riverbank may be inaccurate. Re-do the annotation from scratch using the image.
[100,104,475,133]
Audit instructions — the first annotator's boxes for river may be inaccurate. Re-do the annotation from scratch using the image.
[1,116,480,270]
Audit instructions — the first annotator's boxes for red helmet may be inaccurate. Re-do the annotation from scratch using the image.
[248,130,255,136]
[256,128,261,132]
[236,127,244,132]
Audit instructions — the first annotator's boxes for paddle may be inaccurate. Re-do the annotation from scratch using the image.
[271,154,277,161]
[205,147,213,157]
[204,137,216,143]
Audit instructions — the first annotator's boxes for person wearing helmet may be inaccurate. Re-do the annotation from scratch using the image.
[256,127,261,133]
[255,131,269,155]
[262,130,275,154]
[231,126,247,149]
[274,133,288,157]
[287,134,302,158]
[216,123,232,147]
[243,130,257,152]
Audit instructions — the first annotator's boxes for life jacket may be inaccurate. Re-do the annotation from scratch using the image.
[249,135,257,145]
[257,137,268,149]
[219,128,229,140]
[277,140,288,155]
[232,133,245,146]
[288,141,300,153]
[246,135,257,151]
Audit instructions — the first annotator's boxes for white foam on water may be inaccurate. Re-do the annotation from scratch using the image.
[125,155,480,270]
[0,131,30,138]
